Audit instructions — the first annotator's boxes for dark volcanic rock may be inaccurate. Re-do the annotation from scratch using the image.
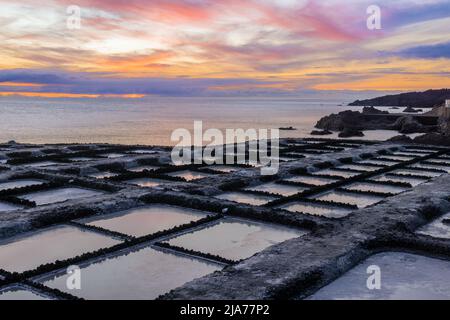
[316,106,440,138]
[310,129,332,136]
[315,110,394,132]
[414,133,450,146]
[403,106,422,113]
[362,106,389,115]
[279,126,296,131]
[338,127,364,138]
[391,116,426,134]
[387,135,413,143]
[315,110,365,131]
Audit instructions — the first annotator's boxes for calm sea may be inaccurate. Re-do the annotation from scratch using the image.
[0,96,409,146]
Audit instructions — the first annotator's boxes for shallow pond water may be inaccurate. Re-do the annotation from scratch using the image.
[69,157,97,162]
[391,169,443,178]
[370,157,402,164]
[88,172,119,179]
[24,161,60,168]
[284,175,338,186]
[127,165,159,173]
[404,148,437,153]
[200,165,239,173]
[392,151,430,157]
[125,178,169,187]
[312,169,360,179]
[426,159,450,165]
[378,155,415,161]
[337,164,380,172]
[79,204,210,237]
[100,153,125,159]
[312,191,384,208]
[0,179,45,191]
[0,225,120,273]
[245,182,307,197]
[308,252,450,300]
[278,156,296,162]
[343,182,409,194]
[0,286,50,300]
[168,170,213,181]
[371,175,427,187]
[0,201,22,212]
[131,149,157,154]
[18,187,105,206]
[357,160,393,166]
[278,202,352,218]
[410,163,450,173]
[214,192,276,206]
[417,212,450,240]
[40,246,221,300]
[165,218,306,261]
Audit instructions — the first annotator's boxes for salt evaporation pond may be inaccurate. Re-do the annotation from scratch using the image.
[165,218,306,261]
[411,163,450,173]
[371,175,427,187]
[393,151,430,157]
[357,160,393,166]
[279,201,352,218]
[308,252,450,300]
[344,182,409,194]
[128,165,159,173]
[0,286,50,300]
[79,204,209,237]
[312,169,360,179]
[245,182,307,196]
[131,149,157,154]
[0,225,120,273]
[18,187,105,205]
[337,164,380,172]
[100,153,125,159]
[0,201,23,212]
[214,192,276,206]
[69,157,97,162]
[168,170,212,181]
[24,161,60,168]
[125,178,168,187]
[201,165,238,173]
[284,175,338,186]
[40,246,221,300]
[378,155,414,161]
[392,169,443,178]
[427,159,450,165]
[0,179,45,191]
[88,172,119,179]
[313,190,384,208]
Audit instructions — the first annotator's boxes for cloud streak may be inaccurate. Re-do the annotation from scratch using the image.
[0,0,448,95]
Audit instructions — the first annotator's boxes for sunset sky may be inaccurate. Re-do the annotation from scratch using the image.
[0,0,449,98]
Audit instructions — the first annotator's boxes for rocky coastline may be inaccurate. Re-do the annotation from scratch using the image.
[313,99,450,145]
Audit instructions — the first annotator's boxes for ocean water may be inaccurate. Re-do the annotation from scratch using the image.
[0,96,411,146]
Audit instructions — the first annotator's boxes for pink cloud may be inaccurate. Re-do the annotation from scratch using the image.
[52,0,366,41]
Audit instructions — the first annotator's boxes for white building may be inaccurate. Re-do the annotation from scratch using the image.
[446,99,450,108]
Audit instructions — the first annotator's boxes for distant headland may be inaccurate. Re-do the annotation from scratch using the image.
[349,89,450,109]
